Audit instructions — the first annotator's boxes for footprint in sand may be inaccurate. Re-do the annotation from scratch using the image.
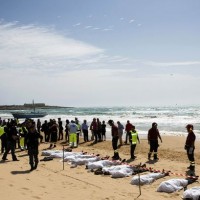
[32,196,41,199]
[21,187,30,190]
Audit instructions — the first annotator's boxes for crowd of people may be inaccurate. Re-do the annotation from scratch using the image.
[0,117,196,173]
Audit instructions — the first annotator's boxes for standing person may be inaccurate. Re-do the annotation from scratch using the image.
[75,119,81,145]
[185,124,196,172]
[101,121,106,141]
[117,121,124,146]
[69,120,78,148]
[90,118,98,143]
[0,121,7,154]
[129,126,140,160]
[2,120,19,161]
[65,119,70,143]
[25,120,42,171]
[37,119,41,133]
[19,123,28,151]
[81,120,89,142]
[49,119,58,149]
[108,120,120,160]
[75,117,81,135]
[124,120,134,144]
[58,118,63,140]
[148,122,162,160]
[97,118,102,142]
[65,119,69,142]
[41,120,49,142]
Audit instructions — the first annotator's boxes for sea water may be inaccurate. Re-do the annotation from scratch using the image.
[0,106,200,139]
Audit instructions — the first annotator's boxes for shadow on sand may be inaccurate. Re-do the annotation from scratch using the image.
[18,153,28,158]
[145,159,159,164]
[11,170,31,175]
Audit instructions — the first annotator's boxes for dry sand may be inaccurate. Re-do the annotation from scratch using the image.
[0,135,200,200]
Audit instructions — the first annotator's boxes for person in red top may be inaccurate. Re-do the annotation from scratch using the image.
[124,120,134,144]
[108,120,120,160]
[148,122,162,160]
[185,124,196,172]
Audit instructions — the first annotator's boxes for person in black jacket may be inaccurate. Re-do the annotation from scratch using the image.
[185,124,196,172]
[148,122,162,160]
[25,119,42,171]
[41,120,50,142]
[2,120,19,161]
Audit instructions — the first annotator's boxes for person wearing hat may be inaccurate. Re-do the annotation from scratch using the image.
[148,122,162,160]
[185,124,196,172]
[108,120,120,160]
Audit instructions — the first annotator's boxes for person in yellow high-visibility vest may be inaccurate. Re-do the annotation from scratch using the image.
[19,124,28,151]
[0,123,7,154]
[0,125,4,137]
[129,126,140,160]
[69,120,78,148]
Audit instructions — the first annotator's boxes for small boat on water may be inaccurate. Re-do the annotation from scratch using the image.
[11,111,47,119]
[11,100,47,119]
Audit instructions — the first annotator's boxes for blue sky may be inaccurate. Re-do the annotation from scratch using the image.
[0,0,200,107]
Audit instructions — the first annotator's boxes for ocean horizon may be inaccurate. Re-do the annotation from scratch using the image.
[0,105,199,139]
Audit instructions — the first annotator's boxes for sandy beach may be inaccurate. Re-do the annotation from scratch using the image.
[0,135,200,200]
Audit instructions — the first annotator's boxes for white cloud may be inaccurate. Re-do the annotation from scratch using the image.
[102,28,113,31]
[73,23,81,27]
[146,61,200,67]
[1,68,199,107]
[1,22,199,79]
[93,27,100,30]
[0,22,141,74]
[129,19,135,23]
[85,26,93,29]
[0,21,199,106]
[0,22,105,72]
